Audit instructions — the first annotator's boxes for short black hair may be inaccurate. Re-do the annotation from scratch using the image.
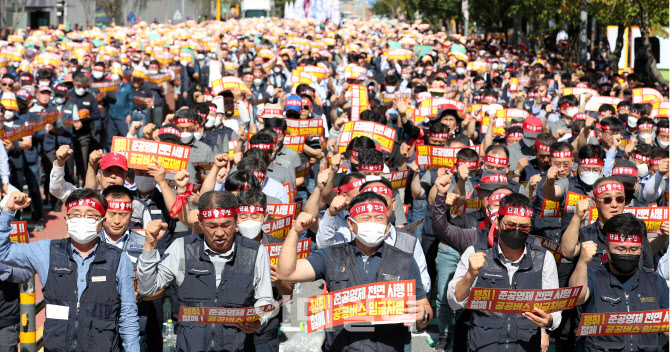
[238,157,267,173]
[636,117,655,128]
[102,184,134,202]
[225,170,262,192]
[65,188,108,212]
[457,148,479,162]
[348,192,388,212]
[600,117,623,133]
[264,118,287,131]
[550,141,573,153]
[249,133,275,144]
[360,110,386,125]
[257,128,279,141]
[349,136,376,152]
[243,148,271,166]
[237,189,267,209]
[598,104,616,115]
[198,190,238,211]
[650,147,669,161]
[429,122,450,135]
[657,119,669,130]
[557,94,578,109]
[635,143,652,157]
[578,144,605,160]
[534,133,557,151]
[174,108,199,125]
[357,149,384,166]
[603,213,646,239]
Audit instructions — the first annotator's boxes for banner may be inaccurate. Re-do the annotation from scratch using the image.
[283,135,306,153]
[481,115,506,136]
[337,121,396,154]
[149,72,171,84]
[285,118,324,136]
[496,108,529,121]
[133,95,154,108]
[111,136,191,174]
[538,237,563,263]
[295,161,310,178]
[588,206,669,234]
[416,145,481,170]
[211,76,252,96]
[382,170,410,190]
[307,280,417,333]
[228,139,238,159]
[561,87,598,97]
[263,216,293,240]
[564,191,590,214]
[577,309,669,337]
[416,98,466,121]
[650,101,669,118]
[10,221,28,243]
[631,88,663,104]
[466,287,582,314]
[349,85,369,121]
[3,110,63,142]
[584,96,623,112]
[91,80,119,93]
[539,199,561,218]
[451,199,482,216]
[266,238,311,266]
[267,203,297,218]
[381,92,411,105]
[179,295,293,325]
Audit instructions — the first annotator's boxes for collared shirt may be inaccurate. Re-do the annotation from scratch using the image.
[508,141,537,173]
[447,242,562,331]
[0,146,9,184]
[262,177,289,204]
[136,235,275,326]
[0,212,140,352]
[316,212,431,293]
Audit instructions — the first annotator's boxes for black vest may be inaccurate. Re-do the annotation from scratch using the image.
[67,91,96,136]
[580,263,662,352]
[467,237,546,352]
[253,233,284,345]
[176,234,260,352]
[42,238,123,352]
[0,280,19,329]
[132,189,174,255]
[323,242,413,352]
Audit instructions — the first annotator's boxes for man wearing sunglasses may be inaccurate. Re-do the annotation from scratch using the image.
[447,193,560,352]
[561,177,654,270]
[0,75,14,93]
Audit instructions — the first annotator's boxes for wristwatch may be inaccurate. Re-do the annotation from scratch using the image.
[421,310,430,324]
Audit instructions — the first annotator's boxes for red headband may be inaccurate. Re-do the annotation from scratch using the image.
[534,139,551,152]
[600,124,614,132]
[199,208,236,219]
[651,159,661,166]
[559,103,576,109]
[251,170,266,181]
[66,198,106,216]
[499,205,533,218]
[272,128,284,135]
[593,182,624,197]
[523,122,542,133]
[350,150,360,158]
[107,200,133,211]
[580,158,603,166]
[632,153,650,163]
[507,132,523,138]
[457,160,479,169]
[208,105,217,114]
[480,174,508,184]
[174,117,196,124]
[359,163,383,172]
[428,132,450,139]
[658,127,669,134]
[250,143,273,151]
[483,155,509,166]
[612,167,638,177]
[361,185,393,197]
[159,126,181,138]
[638,123,654,130]
[607,232,643,244]
[262,109,283,116]
[237,205,265,214]
[349,203,387,217]
[488,191,510,204]
[336,178,366,194]
[551,150,573,159]
[302,98,312,107]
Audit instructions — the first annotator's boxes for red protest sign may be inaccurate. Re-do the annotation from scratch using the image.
[111,136,191,175]
[266,203,297,218]
[262,216,293,240]
[285,119,324,136]
[538,237,563,263]
[192,162,214,171]
[307,280,417,333]
[295,161,310,178]
[539,199,561,218]
[564,191,590,214]
[148,73,171,84]
[348,85,370,121]
[577,309,669,336]
[10,221,28,243]
[450,199,482,217]
[179,296,292,325]
[416,145,481,170]
[3,110,63,142]
[337,121,396,154]
[466,287,582,314]
[496,108,530,121]
[91,80,119,93]
[266,238,311,266]
[382,170,410,190]
[622,207,670,235]
[133,95,154,108]
[283,135,305,153]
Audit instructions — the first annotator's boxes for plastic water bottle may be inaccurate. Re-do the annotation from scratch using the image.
[163,297,171,322]
[163,319,176,352]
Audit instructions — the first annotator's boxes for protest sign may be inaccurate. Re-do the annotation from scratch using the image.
[466,287,582,314]
[349,85,369,121]
[631,88,663,104]
[91,80,119,92]
[263,216,293,240]
[285,118,324,136]
[179,296,293,324]
[283,135,306,153]
[577,309,669,336]
[382,170,410,190]
[266,238,311,266]
[111,136,190,174]
[564,191,590,214]
[267,203,297,218]
[416,145,481,170]
[10,221,28,243]
[538,237,563,263]
[337,121,396,154]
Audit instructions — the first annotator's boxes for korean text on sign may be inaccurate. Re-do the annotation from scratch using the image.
[285,119,324,136]
[466,287,582,314]
[262,216,293,240]
[111,136,191,175]
[179,296,292,325]
[265,238,311,266]
[337,121,396,154]
[416,145,481,170]
[577,309,669,336]
[266,203,297,219]
[10,221,28,243]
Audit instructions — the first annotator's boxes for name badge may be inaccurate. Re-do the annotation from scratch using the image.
[91,276,107,282]
[381,274,400,282]
[150,209,163,215]
[46,304,69,320]
[640,297,656,303]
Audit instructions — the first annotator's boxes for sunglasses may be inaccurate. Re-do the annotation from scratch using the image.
[596,196,625,204]
[500,219,532,234]
[0,83,10,87]
[302,106,311,111]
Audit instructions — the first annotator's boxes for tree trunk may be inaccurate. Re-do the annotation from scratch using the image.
[635,6,668,85]
[604,24,625,73]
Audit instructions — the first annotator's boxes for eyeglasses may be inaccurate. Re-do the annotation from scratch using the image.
[500,219,532,233]
[595,195,625,204]
[0,83,10,87]
[67,213,102,221]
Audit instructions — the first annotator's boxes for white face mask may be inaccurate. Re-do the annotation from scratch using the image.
[194,131,204,141]
[253,78,263,86]
[180,60,189,67]
[273,67,282,73]
[637,163,649,178]
[180,132,194,144]
[456,67,466,75]
[111,74,120,81]
[205,116,216,128]
[74,87,87,96]
[148,70,158,75]
[67,217,102,244]
[385,86,396,93]
[579,171,602,186]
[92,71,103,79]
[54,97,65,105]
[238,220,263,239]
[4,111,15,120]
[657,138,669,149]
[365,175,382,182]
[628,116,638,128]
[566,107,578,118]
[196,54,205,60]
[351,219,388,247]
[213,116,223,128]
[135,175,156,193]
[638,133,653,140]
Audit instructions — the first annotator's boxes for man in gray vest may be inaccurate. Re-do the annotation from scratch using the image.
[447,193,561,352]
[278,192,433,352]
[137,190,274,352]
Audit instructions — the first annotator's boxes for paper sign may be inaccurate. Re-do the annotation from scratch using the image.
[295,161,310,179]
[404,218,424,233]
[263,216,293,240]
[307,280,417,333]
[564,191,590,214]
[285,119,324,137]
[416,145,481,170]
[586,206,669,234]
[267,203,296,218]
[111,136,191,175]
[211,76,252,96]
[451,199,482,216]
[650,101,669,118]
[496,108,529,121]
[10,221,28,243]
[266,238,311,266]
[91,80,119,93]
[349,85,369,121]
[508,78,519,92]
[584,96,623,112]
[179,296,292,325]
[538,237,563,263]
[228,139,238,159]
[416,98,466,121]
[631,88,663,104]
[3,110,63,142]
[337,121,396,154]
[577,309,669,336]
[539,199,561,218]
[133,95,154,108]
[381,92,411,105]
[149,72,171,84]
[481,115,506,136]
[283,135,305,153]
[561,87,598,97]
[466,287,582,314]
[382,170,410,190]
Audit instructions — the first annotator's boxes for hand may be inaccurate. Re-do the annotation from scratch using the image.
[579,240,598,264]
[333,118,345,131]
[403,300,426,324]
[292,212,315,233]
[187,191,200,205]
[216,167,229,184]
[546,166,559,183]
[2,140,13,152]
[129,121,143,136]
[164,114,174,124]
[545,104,554,113]
[393,98,410,115]
[575,198,591,220]
[142,123,156,139]
[145,219,168,246]
[2,192,31,211]
[435,174,451,196]
[555,129,566,139]
[237,125,248,141]
[88,149,104,167]
[188,209,200,225]
[523,308,553,328]
[410,160,420,174]
[73,120,83,130]
[541,330,550,352]
[231,87,243,101]
[233,152,243,165]
[327,195,347,217]
[330,154,343,172]
[235,320,261,334]
[445,193,459,207]
[316,170,329,190]
[270,264,280,284]
[660,221,669,236]
[624,138,636,156]
[585,117,596,130]
[659,159,669,174]
[611,134,622,151]
[175,170,190,190]
[528,174,542,189]
[399,142,412,160]
[214,153,229,169]
[147,157,166,184]
[516,158,529,174]
[467,252,487,277]
[56,145,73,167]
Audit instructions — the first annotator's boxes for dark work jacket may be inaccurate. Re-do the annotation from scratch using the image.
[0,280,19,329]
[42,101,75,152]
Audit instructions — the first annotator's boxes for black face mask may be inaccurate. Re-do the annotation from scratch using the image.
[609,253,640,274]
[624,189,635,204]
[17,101,28,113]
[499,228,528,250]
[482,169,506,178]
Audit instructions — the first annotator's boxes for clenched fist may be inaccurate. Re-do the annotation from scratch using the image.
[546,166,559,183]
[579,241,598,264]
[467,252,487,277]
[88,149,104,167]
[328,195,348,217]
[435,174,451,196]
[56,145,73,167]
[2,192,31,211]
[575,198,591,220]
[292,212,315,234]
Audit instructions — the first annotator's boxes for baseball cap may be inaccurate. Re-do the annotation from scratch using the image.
[521,116,543,147]
[431,104,461,123]
[15,89,33,101]
[99,153,128,171]
[157,124,182,144]
[611,160,639,186]
[37,85,52,93]
[260,103,284,119]
[284,94,302,113]
[53,84,68,95]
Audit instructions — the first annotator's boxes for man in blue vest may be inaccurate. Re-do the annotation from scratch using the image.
[137,190,274,352]
[570,213,669,351]
[447,193,561,352]
[0,189,140,351]
[277,192,432,352]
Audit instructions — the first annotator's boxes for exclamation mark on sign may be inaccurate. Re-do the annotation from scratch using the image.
[488,301,492,309]
[598,326,601,334]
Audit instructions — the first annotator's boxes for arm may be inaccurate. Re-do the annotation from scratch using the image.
[410,169,425,199]
[643,170,665,202]
[17,136,32,150]
[315,196,350,249]
[276,213,317,283]
[0,147,9,185]
[432,194,478,253]
[446,247,477,309]
[137,222,178,296]
[0,262,33,283]
[603,149,617,177]
[84,150,104,190]
[541,168,564,201]
[560,199,589,258]
[569,241,597,305]
[116,254,141,352]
